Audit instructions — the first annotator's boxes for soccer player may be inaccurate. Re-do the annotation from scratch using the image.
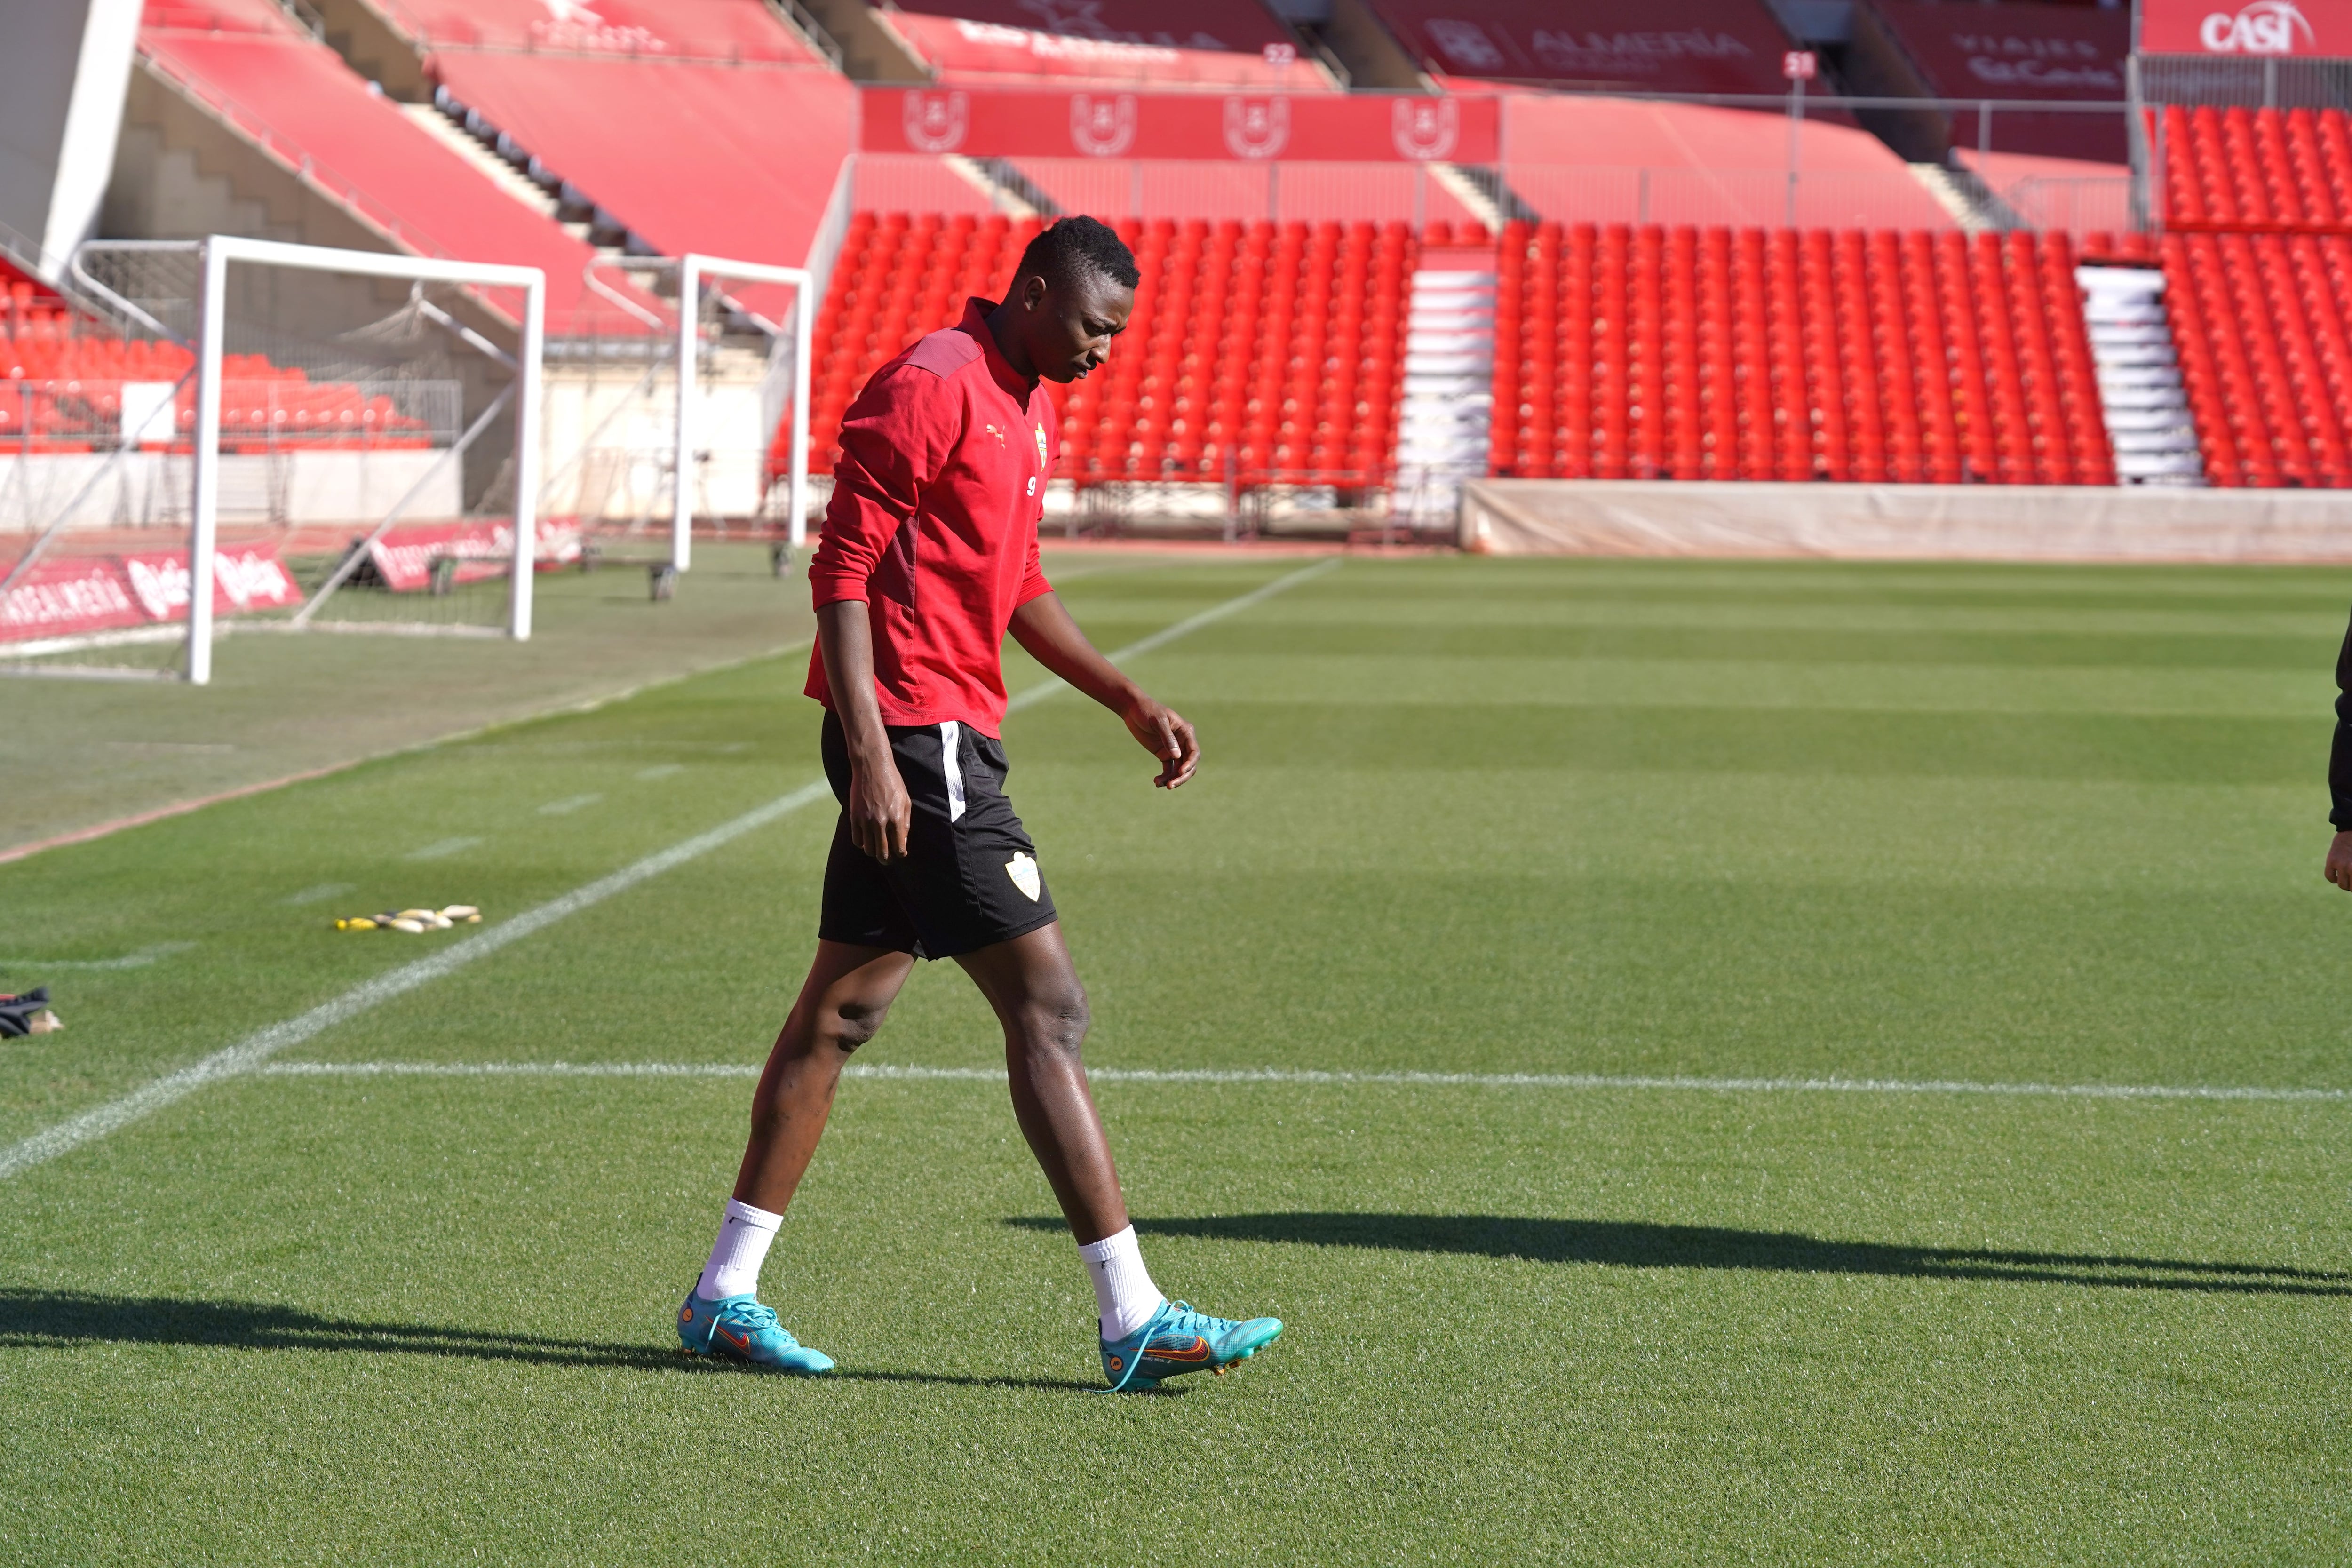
[675,217,1282,1392]
[2326,609,2352,890]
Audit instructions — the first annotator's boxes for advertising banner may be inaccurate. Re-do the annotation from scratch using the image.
[2141,0,2352,56]
[888,14,1315,88]
[0,558,148,643]
[1370,0,1795,95]
[364,522,583,593]
[869,87,1498,162]
[119,547,303,622]
[370,0,818,63]
[0,544,301,644]
[1871,0,2128,99]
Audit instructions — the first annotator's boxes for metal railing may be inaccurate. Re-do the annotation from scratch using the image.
[2137,56,2352,111]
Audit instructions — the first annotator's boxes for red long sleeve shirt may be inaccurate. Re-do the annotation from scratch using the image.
[805,298,1056,736]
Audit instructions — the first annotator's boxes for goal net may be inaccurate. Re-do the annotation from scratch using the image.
[548,253,810,585]
[1,236,544,683]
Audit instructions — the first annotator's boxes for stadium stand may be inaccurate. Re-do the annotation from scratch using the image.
[878,0,1328,88]
[2157,105,2352,234]
[134,0,629,329]
[1366,0,1797,96]
[1486,220,2114,486]
[2,282,430,453]
[358,0,857,282]
[2158,231,2352,488]
[786,211,1412,491]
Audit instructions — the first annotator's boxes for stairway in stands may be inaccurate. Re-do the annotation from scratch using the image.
[1393,260,1496,523]
[2076,266,2205,486]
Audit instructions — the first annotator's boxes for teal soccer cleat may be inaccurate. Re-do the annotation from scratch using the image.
[676,1288,835,1375]
[1099,1300,1283,1393]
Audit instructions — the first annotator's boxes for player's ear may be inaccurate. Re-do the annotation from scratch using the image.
[1020,273,1049,311]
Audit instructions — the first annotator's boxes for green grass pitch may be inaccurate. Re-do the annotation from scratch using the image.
[2,555,2349,1563]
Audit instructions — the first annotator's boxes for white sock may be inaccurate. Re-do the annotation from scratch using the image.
[695,1198,782,1301]
[1077,1225,1165,1341]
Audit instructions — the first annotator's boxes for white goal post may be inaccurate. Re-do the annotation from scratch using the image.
[576,252,813,573]
[673,255,814,570]
[188,237,545,684]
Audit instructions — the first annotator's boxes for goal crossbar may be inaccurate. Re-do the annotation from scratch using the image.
[188,236,545,684]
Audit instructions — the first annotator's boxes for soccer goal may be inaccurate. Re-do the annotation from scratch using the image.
[554,253,811,579]
[2,236,543,685]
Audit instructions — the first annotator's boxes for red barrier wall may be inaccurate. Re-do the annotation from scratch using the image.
[870,88,1496,161]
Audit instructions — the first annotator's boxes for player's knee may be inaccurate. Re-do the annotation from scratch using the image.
[818,995,890,1055]
[1013,984,1089,1059]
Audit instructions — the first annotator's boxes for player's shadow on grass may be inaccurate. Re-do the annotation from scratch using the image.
[1008,1215,2350,1298]
[0,1289,1097,1391]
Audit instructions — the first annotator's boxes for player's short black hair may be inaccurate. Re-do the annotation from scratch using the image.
[1015,216,1139,295]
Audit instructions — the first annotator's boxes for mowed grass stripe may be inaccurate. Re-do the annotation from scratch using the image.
[0,561,1335,1182]
[255,1059,2352,1102]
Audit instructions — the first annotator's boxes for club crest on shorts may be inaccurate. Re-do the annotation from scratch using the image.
[1005,851,1041,902]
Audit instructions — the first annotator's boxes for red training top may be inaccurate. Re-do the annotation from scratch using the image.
[805,298,1057,735]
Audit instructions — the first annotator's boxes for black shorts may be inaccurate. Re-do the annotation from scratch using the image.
[817,708,1058,960]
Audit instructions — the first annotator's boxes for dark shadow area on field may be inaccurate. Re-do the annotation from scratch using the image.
[1005,1215,2352,1298]
[0,1290,1096,1391]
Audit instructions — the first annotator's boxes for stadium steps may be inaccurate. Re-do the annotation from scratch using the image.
[1394,264,1496,521]
[944,157,1052,219]
[2075,266,2205,486]
[398,103,563,225]
[1908,164,2022,234]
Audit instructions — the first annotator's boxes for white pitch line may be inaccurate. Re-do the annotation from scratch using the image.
[0,563,1332,1182]
[253,1059,2352,1104]
[1005,558,1339,715]
[0,940,198,972]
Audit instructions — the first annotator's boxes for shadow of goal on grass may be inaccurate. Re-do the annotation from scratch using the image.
[1006,1215,2350,1298]
[0,1289,1097,1391]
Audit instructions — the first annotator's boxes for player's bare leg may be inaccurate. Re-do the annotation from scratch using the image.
[732,939,916,1212]
[955,920,1280,1389]
[953,921,1128,1243]
[676,939,911,1374]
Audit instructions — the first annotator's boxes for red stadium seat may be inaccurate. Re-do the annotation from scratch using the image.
[793,214,1411,491]
[1484,220,2121,488]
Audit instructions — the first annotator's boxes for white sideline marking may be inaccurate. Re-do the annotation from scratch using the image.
[405,836,484,861]
[539,793,604,816]
[635,764,686,781]
[253,1059,2352,1104]
[0,940,198,972]
[1006,558,1340,715]
[282,882,355,907]
[0,563,1331,1181]
[0,780,834,1184]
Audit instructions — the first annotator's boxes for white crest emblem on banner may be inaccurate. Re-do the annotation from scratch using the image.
[1222,96,1290,159]
[1006,852,1042,901]
[904,91,970,153]
[1391,97,1459,161]
[1070,94,1138,157]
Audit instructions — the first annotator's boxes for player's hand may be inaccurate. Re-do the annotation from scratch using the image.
[1120,694,1199,789]
[847,749,912,862]
[2326,831,2352,891]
